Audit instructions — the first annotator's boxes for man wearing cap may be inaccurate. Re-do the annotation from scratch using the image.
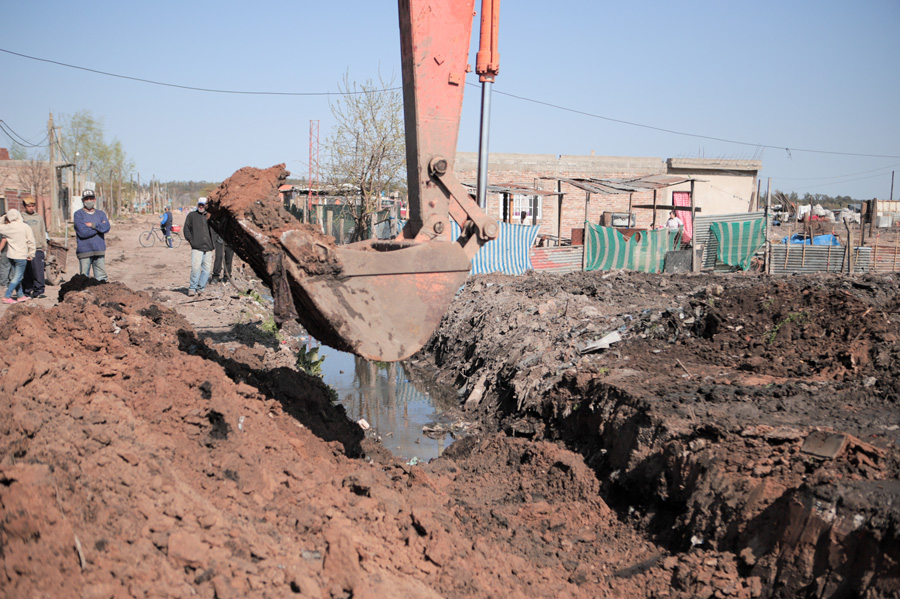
[73,189,111,281]
[183,197,214,296]
[21,196,48,298]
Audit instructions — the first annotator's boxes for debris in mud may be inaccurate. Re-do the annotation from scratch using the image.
[423,270,900,598]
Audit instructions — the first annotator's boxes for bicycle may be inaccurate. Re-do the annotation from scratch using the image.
[139,226,182,248]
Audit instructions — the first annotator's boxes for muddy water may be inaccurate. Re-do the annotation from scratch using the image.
[311,343,458,462]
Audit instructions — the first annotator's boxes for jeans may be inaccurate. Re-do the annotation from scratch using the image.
[79,256,108,281]
[190,249,213,291]
[0,248,10,289]
[213,241,234,277]
[162,225,173,247]
[5,258,26,298]
[23,249,45,295]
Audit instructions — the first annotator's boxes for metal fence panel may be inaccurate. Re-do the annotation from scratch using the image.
[870,245,900,273]
[769,245,872,274]
[530,246,584,273]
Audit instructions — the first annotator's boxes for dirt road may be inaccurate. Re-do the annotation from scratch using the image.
[1,216,898,598]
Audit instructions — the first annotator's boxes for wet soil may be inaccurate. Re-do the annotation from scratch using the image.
[424,270,900,598]
[2,214,898,598]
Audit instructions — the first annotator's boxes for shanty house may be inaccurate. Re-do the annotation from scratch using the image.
[455,153,762,243]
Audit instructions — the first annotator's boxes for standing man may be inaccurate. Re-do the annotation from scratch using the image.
[0,229,10,292]
[160,206,174,248]
[0,209,36,303]
[73,189,110,281]
[183,197,214,296]
[21,196,47,298]
[211,231,234,284]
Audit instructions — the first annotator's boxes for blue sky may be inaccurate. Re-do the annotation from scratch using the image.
[3,0,899,200]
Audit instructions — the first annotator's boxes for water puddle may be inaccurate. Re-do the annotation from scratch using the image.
[305,341,460,463]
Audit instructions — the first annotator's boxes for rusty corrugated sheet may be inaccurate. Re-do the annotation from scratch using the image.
[463,182,562,197]
[530,246,584,274]
[544,175,693,194]
[868,245,900,273]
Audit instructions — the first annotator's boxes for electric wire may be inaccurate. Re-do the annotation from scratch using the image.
[0,48,399,97]
[0,119,49,148]
[3,47,896,162]
[773,163,900,181]
[4,46,899,196]
[783,172,893,193]
[481,84,900,160]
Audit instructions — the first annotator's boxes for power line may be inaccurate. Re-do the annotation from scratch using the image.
[0,48,398,97]
[0,119,49,148]
[4,46,898,161]
[774,162,900,181]
[781,171,892,193]
[484,85,900,160]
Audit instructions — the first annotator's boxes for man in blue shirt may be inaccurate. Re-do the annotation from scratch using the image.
[160,206,174,248]
[73,189,111,281]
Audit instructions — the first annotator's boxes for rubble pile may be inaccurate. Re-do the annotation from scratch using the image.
[424,270,900,597]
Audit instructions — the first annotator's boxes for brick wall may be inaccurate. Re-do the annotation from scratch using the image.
[454,153,760,241]
[455,153,665,240]
[1,190,51,227]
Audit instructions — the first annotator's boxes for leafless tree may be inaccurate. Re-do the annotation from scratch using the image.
[326,71,405,241]
[17,157,51,200]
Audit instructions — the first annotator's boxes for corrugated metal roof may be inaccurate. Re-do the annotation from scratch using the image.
[542,175,694,194]
[463,182,562,196]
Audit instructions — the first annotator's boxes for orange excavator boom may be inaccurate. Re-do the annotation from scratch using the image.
[207,0,499,362]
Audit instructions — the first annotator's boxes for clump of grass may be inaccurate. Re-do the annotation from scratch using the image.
[765,311,807,344]
[241,289,265,305]
[258,316,283,342]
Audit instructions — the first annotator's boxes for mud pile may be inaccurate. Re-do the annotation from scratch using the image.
[2,277,696,599]
[424,270,900,597]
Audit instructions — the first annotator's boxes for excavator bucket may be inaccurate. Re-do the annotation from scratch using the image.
[207,0,499,362]
[207,165,472,362]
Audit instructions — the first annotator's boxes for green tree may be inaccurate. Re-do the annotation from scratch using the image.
[9,143,28,161]
[59,110,134,216]
[326,71,405,241]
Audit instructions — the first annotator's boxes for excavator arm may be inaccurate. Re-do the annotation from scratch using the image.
[207,0,500,362]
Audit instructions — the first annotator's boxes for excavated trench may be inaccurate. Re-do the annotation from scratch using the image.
[2,204,898,596]
[421,270,900,598]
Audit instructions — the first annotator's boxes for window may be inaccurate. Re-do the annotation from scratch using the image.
[509,194,542,222]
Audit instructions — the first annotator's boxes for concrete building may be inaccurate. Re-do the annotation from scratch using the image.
[455,152,762,241]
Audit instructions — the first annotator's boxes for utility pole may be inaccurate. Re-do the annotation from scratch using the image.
[48,113,60,231]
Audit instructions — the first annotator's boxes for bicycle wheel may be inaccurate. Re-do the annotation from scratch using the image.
[169,233,183,248]
[139,230,156,247]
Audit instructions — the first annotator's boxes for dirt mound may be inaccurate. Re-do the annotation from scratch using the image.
[424,270,900,598]
[2,280,687,599]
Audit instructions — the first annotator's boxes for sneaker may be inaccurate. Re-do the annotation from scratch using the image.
[188,289,197,297]
[2,297,16,304]
[33,294,46,299]
[17,296,31,302]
